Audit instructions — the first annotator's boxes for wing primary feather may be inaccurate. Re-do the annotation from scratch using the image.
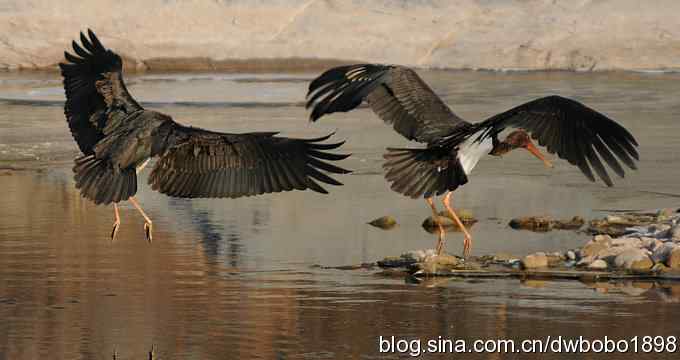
[583,142,613,186]
[591,135,625,178]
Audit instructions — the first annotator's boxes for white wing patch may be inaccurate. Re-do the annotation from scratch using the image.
[458,136,493,175]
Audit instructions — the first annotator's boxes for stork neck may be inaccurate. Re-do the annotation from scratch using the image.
[489,135,511,156]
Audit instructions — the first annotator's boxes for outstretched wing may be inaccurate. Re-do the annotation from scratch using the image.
[477,95,639,186]
[306,64,471,144]
[59,29,142,155]
[148,124,351,198]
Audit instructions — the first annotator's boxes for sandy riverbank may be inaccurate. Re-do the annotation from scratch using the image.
[1,0,680,72]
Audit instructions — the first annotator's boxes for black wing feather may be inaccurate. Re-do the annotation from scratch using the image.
[306,64,470,144]
[477,95,639,186]
[59,29,142,155]
[148,125,351,198]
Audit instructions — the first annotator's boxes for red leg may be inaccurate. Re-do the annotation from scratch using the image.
[443,192,472,258]
[111,203,121,241]
[129,197,153,243]
[426,197,446,255]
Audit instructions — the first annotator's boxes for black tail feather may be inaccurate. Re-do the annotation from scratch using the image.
[383,147,467,199]
[73,155,137,205]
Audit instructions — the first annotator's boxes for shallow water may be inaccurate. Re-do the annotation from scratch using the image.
[1,70,680,359]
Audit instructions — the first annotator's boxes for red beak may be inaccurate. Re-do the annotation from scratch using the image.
[525,142,553,168]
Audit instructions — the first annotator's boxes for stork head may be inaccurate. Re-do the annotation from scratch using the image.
[490,130,553,168]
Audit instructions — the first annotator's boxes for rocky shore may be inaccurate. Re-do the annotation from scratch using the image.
[323,209,680,282]
[1,0,680,72]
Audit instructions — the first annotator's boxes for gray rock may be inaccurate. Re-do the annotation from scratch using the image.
[670,223,680,242]
[413,254,461,275]
[577,255,595,267]
[403,249,437,263]
[651,243,676,264]
[522,253,548,269]
[597,245,640,263]
[652,224,672,238]
[625,224,671,238]
[588,259,608,270]
[652,263,669,273]
[405,250,427,262]
[574,249,583,260]
[657,208,676,220]
[610,237,642,248]
[546,254,563,267]
[641,237,664,251]
[492,252,520,263]
[614,248,653,270]
[631,258,654,271]
[605,215,626,224]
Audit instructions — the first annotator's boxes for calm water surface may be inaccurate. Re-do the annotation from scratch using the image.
[1,70,680,359]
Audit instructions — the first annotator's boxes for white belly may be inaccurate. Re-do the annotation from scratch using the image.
[458,136,493,175]
[136,159,150,174]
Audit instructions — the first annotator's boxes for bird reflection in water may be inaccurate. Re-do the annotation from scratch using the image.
[167,198,271,269]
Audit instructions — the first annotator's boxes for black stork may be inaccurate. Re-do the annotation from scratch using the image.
[60,30,350,242]
[306,64,639,257]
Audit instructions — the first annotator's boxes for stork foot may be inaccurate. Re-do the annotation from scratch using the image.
[144,221,153,243]
[111,221,120,241]
[435,236,446,255]
[463,235,472,259]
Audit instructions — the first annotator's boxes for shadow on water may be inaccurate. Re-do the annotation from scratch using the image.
[168,198,240,266]
[1,70,680,359]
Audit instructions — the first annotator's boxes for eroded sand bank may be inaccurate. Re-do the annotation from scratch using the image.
[1,0,680,72]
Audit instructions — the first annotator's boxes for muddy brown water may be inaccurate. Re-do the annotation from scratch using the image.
[1,70,680,359]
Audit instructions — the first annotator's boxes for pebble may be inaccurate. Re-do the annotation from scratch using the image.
[588,259,608,270]
[508,216,552,231]
[577,255,595,267]
[368,216,398,229]
[614,248,653,271]
[522,252,548,269]
[552,216,585,230]
[546,254,563,267]
[670,223,680,241]
[669,248,680,269]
